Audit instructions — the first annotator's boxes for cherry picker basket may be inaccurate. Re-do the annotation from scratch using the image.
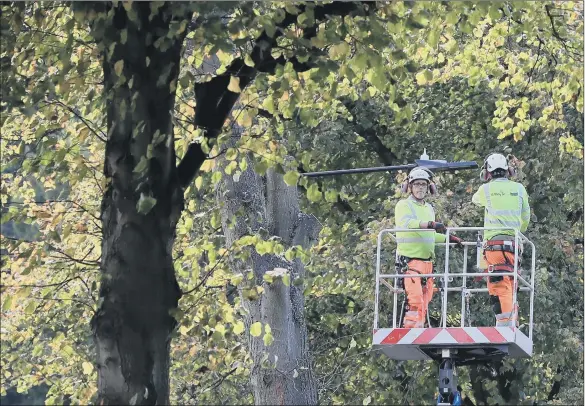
[372,227,535,364]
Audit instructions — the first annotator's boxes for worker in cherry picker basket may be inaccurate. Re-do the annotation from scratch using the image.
[473,153,531,327]
[394,167,463,328]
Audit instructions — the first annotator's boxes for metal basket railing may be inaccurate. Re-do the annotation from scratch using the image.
[373,227,535,340]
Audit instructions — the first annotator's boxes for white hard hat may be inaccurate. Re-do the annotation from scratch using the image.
[484,153,509,172]
[408,167,433,183]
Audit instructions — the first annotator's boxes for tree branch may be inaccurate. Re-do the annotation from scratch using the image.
[181,248,230,295]
[176,1,371,188]
[544,4,584,61]
[48,245,100,267]
[1,276,76,289]
[340,98,398,165]
[49,100,107,142]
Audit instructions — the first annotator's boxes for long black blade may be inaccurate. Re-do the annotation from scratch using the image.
[415,160,479,171]
[301,161,478,178]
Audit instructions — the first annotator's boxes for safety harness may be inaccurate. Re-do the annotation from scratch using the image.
[395,255,432,287]
[483,239,519,282]
[484,239,516,253]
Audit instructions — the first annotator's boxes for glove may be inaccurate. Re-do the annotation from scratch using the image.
[427,221,446,233]
[449,234,464,248]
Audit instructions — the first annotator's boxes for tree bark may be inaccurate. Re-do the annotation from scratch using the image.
[85,3,192,404]
[215,140,319,405]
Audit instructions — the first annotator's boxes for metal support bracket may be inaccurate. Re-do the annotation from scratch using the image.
[436,350,462,405]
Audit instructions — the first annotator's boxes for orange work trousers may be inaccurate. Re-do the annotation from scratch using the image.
[403,259,434,328]
[484,250,518,325]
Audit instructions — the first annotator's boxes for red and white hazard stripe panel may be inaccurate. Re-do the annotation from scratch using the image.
[373,327,516,346]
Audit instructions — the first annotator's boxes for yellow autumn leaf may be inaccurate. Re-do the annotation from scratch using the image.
[233,321,244,335]
[228,76,241,93]
[199,160,214,172]
[237,110,253,127]
[82,361,94,375]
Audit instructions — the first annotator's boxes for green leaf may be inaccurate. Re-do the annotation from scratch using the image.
[136,193,157,214]
[306,183,322,202]
[297,12,309,27]
[183,217,193,232]
[225,148,238,160]
[262,96,275,114]
[415,70,427,86]
[210,211,221,228]
[329,42,350,60]
[254,161,269,176]
[285,3,301,15]
[231,273,244,286]
[114,60,124,76]
[16,287,31,300]
[238,109,253,127]
[233,320,244,335]
[120,29,128,45]
[282,273,290,287]
[256,241,271,256]
[263,272,273,283]
[263,19,276,37]
[211,171,222,185]
[353,53,370,70]
[24,301,36,314]
[371,71,386,91]
[263,332,274,346]
[133,156,149,174]
[284,249,296,261]
[152,129,165,146]
[2,296,12,312]
[283,171,300,186]
[324,190,338,202]
[250,322,262,337]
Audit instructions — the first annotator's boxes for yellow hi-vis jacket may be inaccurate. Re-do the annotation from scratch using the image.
[395,195,446,260]
[472,178,530,240]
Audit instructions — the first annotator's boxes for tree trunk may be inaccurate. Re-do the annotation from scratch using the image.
[215,140,319,405]
[86,3,192,404]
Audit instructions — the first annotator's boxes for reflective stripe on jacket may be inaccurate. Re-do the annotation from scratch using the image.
[472,178,530,240]
[394,195,446,260]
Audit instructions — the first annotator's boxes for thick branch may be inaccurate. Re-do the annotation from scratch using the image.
[176,1,370,187]
[358,127,398,166]
[341,98,398,165]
